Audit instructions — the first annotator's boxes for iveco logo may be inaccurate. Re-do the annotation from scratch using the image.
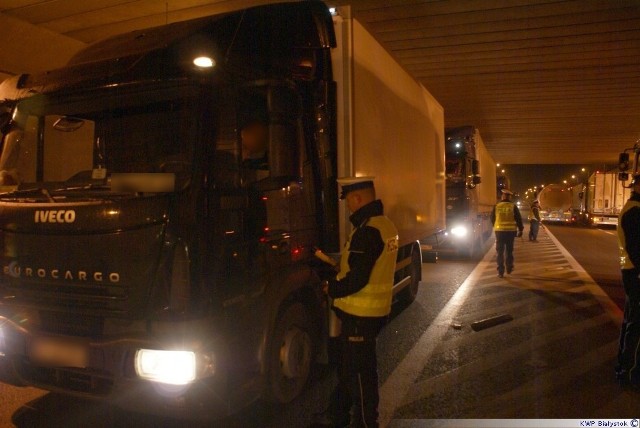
[34,210,76,223]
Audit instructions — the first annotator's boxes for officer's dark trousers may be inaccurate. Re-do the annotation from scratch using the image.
[617,268,640,384]
[495,231,517,275]
[328,315,386,428]
[528,220,540,240]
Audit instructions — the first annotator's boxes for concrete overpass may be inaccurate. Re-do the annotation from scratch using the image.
[1,0,639,165]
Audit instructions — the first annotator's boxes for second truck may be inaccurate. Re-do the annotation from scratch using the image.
[442,126,497,257]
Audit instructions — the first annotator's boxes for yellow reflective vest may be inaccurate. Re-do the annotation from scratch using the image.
[617,199,640,269]
[334,215,399,317]
[494,201,518,231]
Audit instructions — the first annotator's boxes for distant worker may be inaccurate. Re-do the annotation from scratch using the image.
[491,189,524,278]
[311,176,399,428]
[615,174,640,388]
[528,199,542,242]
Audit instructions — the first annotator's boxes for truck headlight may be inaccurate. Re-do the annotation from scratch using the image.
[451,225,468,237]
[135,349,196,385]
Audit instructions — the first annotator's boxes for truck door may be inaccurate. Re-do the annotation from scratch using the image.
[205,89,269,306]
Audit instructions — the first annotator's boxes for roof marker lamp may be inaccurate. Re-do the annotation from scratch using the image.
[135,349,196,385]
[193,56,215,68]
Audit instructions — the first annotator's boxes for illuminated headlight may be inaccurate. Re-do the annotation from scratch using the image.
[451,225,468,237]
[135,349,196,385]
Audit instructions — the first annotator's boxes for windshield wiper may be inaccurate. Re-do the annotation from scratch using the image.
[0,187,55,202]
[53,183,111,192]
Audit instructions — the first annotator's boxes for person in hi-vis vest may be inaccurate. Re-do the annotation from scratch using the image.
[491,189,524,278]
[616,174,640,388]
[311,176,398,428]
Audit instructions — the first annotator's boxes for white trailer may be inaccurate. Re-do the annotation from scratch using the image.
[586,171,631,226]
[332,7,446,254]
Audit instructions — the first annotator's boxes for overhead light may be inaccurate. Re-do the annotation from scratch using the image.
[193,56,215,68]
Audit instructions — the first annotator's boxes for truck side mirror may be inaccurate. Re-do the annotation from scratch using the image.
[619,153,630,171]
[472,175,482,185]
[267,85,301,183]
[619,172,629,182]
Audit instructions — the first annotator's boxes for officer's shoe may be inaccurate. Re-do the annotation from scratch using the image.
[506,267,513,274]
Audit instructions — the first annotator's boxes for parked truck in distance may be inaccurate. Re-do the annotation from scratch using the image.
[442,126,497,257]
[582,171,631,226]
[538,184,572,223]
[0,2,445,420]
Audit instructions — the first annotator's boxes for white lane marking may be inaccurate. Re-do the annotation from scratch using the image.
[544,227,622,324]
[378,248,495,427]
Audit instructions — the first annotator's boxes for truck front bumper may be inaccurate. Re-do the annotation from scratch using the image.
[0,312,236,420]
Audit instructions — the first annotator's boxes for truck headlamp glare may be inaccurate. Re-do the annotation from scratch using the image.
[135,349,196,385]
[451,225,468,237]
[193,56,215,68]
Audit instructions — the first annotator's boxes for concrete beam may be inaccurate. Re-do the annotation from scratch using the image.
[0,12,86,82]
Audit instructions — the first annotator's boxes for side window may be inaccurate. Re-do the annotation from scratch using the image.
[238,91,269,179]
[0,116,38,184]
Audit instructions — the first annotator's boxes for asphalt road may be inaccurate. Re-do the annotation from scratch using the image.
[1,226,635,427]
[544,223,623,309]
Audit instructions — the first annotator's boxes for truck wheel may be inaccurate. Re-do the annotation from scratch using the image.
[265,302,313,404]
[399,249,421,304]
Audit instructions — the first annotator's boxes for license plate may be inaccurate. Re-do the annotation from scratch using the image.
[30,337,88,368]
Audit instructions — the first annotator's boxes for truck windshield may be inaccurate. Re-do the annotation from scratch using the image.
[0,83,199,194]
[445,158,464,181]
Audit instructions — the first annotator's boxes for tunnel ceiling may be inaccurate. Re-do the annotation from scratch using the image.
[1,0,639,165]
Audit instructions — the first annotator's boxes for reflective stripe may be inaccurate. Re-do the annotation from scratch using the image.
[334,215,398,317]
[617,200,640,269]
[494,201,517,231]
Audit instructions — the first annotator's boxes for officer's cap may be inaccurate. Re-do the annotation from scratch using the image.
[501,189,513,195]
[337,176,375,199]
[631,174,640,186]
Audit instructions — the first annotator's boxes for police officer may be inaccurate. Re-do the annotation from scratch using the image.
[311,176,398,428]
[491,189,524,278]
[528,199,542,242]
[616,174,640,387]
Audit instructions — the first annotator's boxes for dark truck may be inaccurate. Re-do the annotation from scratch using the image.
[442,126,497,257]
[0,2,445,420]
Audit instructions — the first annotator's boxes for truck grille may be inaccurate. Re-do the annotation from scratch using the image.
[18,362,114,396]
[39,311,104,337]
[0,278,130,317]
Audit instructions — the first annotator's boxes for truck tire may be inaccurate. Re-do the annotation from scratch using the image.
[264,302,313,404]
[399,249,421,304]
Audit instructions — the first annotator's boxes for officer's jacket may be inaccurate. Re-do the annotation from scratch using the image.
[329,200,398,318]
[618,192,640,270]
[528,206,541,222]
[491,200,524,232]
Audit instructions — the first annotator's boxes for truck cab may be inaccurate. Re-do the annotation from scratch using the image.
[443,126,496,257]
[0,2,338,419]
